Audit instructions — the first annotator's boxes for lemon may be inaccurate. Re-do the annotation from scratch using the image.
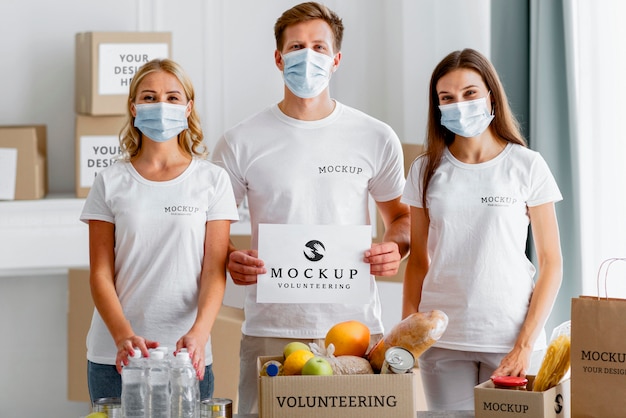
[283,349,315,375]
[85,413,108,418]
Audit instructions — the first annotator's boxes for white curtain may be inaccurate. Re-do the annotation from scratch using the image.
[530,0,580,331]
[531,0,626,330]
[563,0,626,297]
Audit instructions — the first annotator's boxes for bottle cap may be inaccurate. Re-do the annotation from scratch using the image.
[151,350,165,360]
[266,363,280,377]
[177,351,191,361]
[132,348,142,359]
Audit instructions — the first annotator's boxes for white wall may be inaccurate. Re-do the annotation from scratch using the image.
[0,1,490,416]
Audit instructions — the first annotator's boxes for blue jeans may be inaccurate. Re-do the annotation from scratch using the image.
[88,361,214,403]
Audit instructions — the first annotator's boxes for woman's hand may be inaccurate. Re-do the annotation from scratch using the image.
[115,335,159,373]
[176,332,208,380]
[492,345,532,378]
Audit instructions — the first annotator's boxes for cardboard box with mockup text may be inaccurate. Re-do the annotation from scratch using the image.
[474,376,570,418]
[257,355,416,418]
[75,114,125,197]
[0,125,47,200]
[75,31,172,115]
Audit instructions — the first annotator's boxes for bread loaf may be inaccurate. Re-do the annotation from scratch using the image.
[331,355,374,375]
[368,310,448,372]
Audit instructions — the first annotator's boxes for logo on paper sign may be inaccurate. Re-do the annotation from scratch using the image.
[303,240,325,262]
[554,394,563,413]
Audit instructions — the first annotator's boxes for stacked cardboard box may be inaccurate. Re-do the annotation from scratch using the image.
[0,125,47,200]
[74,31,172,197]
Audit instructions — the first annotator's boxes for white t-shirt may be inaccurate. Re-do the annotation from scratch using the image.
[80,158,239,365]
[212,102,406,338]
[402,144,562,352]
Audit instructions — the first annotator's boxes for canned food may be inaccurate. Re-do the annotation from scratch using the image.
[92,397,121,417]
[200,397,233,418]
[381,347,414,374]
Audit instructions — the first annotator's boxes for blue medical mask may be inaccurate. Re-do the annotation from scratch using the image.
[133,102,189,142]
[439,96,494,138]
[282,48,335,99]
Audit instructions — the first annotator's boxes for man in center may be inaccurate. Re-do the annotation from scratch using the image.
[211,2,410,413]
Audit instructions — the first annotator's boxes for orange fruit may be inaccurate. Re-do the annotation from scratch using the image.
[283,349,315,375]
[325,320,371,357]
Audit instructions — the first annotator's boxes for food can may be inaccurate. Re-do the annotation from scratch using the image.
[381,346,415,374]
[200,397,233,418]
[92,397,121,417]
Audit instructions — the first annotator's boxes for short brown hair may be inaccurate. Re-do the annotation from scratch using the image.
[274,2,344,52]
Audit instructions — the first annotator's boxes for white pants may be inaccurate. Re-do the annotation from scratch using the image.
[418,347,506,411]
[237,333,382,414]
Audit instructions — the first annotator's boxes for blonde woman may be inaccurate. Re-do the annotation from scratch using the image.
[80,59,238,402]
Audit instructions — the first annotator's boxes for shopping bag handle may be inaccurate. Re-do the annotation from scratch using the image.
[597,257,626,300]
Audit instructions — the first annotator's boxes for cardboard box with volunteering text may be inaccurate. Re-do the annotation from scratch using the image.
[75,114,125,197]
[75,31,171,115]
[0,125,47,200]
[474,375,570,418]
[257,355,416,418]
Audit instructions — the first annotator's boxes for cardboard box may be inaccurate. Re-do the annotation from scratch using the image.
[374,142,424,283]
[474,376,570,418]
[75,31,172,115]
[0,125,47,200]
[67,268,92,402]
[211,305,244,412]
[75,114,126,197]
[258,355,416,418]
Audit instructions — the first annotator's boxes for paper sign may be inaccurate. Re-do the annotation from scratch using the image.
[257,224,372,304]
[98,43,169,95]
[0,148,18,200]
[79,135,121,188]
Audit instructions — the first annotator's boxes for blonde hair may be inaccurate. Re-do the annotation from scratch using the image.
[119,58,206,160]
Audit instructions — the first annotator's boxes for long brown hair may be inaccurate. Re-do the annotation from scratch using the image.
[421,48,526,208]
[119,58,206,161]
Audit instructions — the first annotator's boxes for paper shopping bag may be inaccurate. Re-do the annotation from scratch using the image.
[571,258,626,418]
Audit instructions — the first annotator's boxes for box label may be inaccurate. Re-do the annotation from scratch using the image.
[257,224,371,304]
[79,135,121,188]
[0,148,18,200]
[98,43,170,95]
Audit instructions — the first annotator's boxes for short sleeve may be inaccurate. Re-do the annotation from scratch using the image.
[401,155,426,208]
[80,171,114,224]
[527,153,563,207]
[205,165,240,223]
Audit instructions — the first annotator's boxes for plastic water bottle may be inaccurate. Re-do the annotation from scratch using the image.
[122,348,147,418]
[154,346,170,362]
[170,350,200,418]
[146,350,171,418]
